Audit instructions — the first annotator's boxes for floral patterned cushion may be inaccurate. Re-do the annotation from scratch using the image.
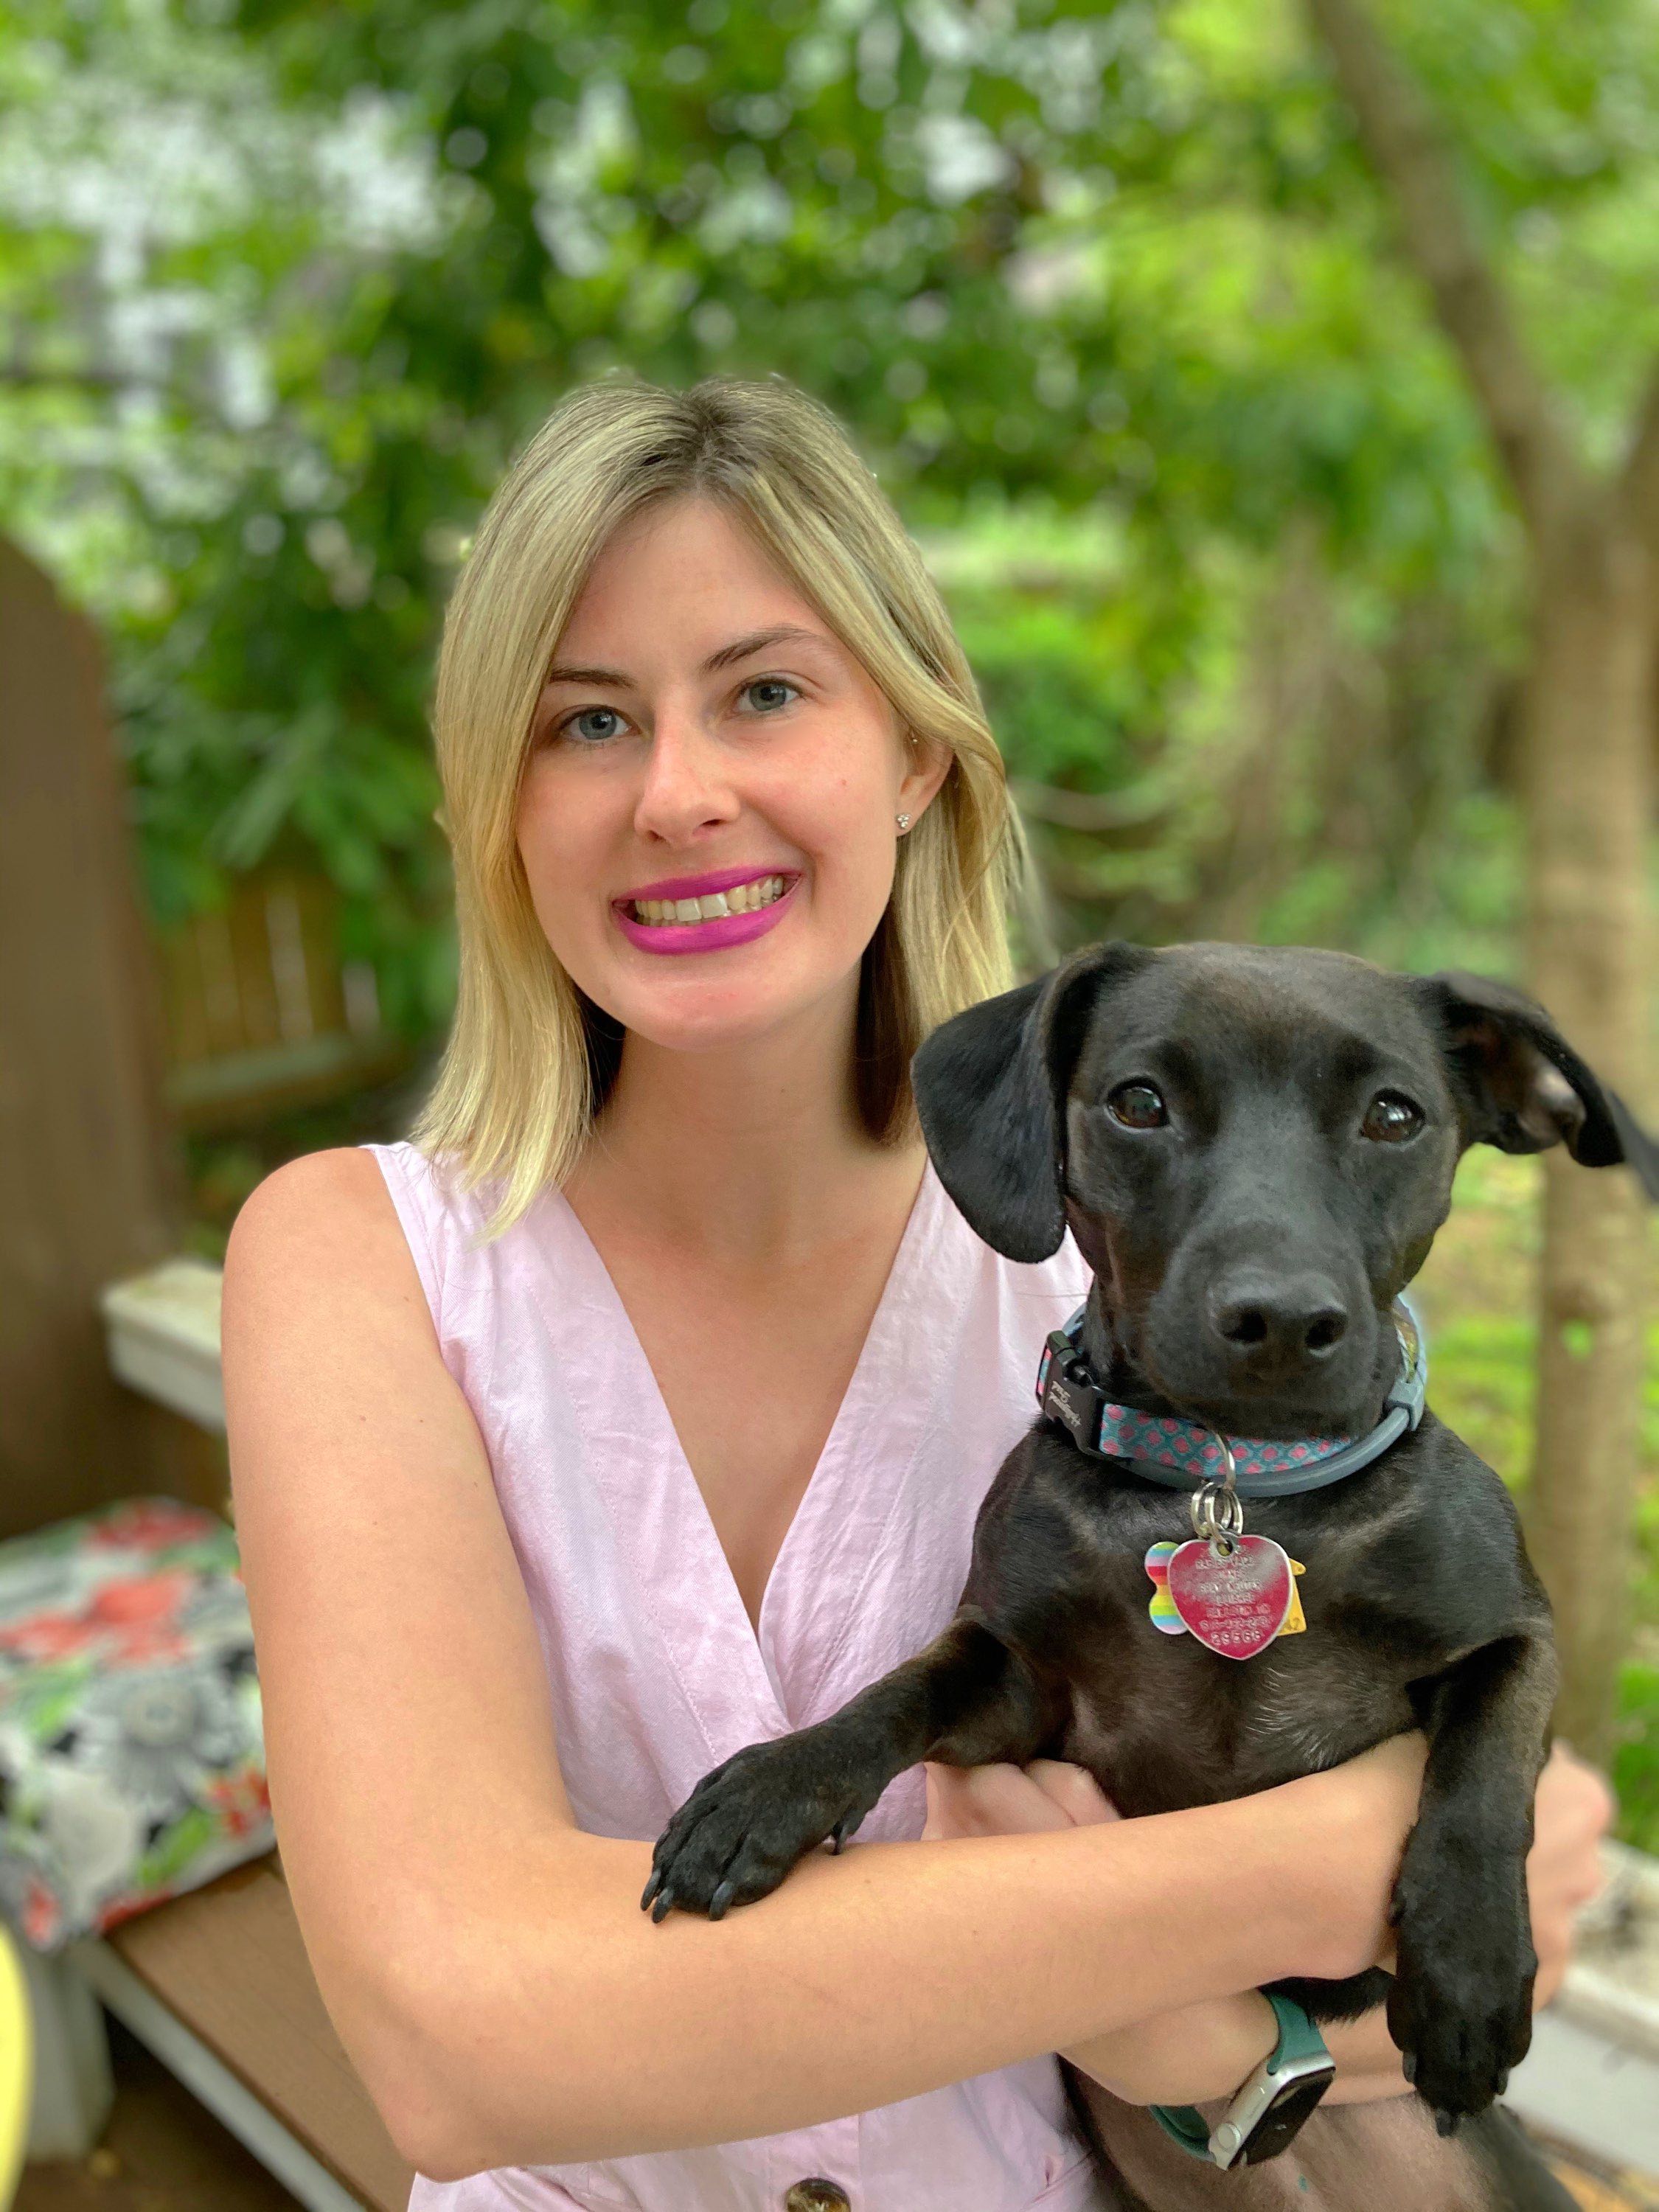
[0,1496,272,1953]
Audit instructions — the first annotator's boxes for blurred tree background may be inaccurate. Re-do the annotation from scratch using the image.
[3,0,1658,1818]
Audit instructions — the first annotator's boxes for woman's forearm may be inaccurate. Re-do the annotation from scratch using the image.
[411,1752,1413,2179]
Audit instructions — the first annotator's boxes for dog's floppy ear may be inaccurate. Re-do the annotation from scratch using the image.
[1415,970,1659,1198]
[911,940,1152,1260]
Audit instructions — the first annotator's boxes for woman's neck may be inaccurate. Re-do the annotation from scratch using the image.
[565,989,922,1270]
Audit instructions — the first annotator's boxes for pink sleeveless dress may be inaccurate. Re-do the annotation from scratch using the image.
[366,1139,1113,2212]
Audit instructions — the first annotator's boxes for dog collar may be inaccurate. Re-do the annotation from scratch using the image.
[1034,1297,1427,1498]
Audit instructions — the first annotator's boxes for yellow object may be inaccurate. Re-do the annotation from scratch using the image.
[0,1920,32,2209]
[1276,1558,1309,1638]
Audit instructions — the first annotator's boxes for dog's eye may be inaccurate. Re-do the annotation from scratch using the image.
[1361,1091,1425,1144]
[1107,1082,1168,1130]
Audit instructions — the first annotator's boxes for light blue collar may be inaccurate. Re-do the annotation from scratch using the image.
[1035,1298,1427,1498]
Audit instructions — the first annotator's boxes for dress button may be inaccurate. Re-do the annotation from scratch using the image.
[783,2183,851,2212]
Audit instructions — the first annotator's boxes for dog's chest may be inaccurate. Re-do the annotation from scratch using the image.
[1037,1498,1419,1812]
[1060,1628,1414,1814]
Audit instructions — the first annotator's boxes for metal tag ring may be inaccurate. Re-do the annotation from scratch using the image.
[1190,1481,1245,1545]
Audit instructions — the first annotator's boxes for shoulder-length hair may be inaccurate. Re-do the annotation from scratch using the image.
[413,373,1037,1236]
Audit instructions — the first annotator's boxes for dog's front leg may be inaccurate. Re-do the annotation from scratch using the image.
[644,1614,1057,1919]
[1387,1632,1557,2133]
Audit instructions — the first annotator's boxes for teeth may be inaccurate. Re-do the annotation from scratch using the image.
[629,876,787,926]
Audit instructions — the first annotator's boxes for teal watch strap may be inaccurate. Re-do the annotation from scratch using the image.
[1149,2100,1214,2157]
[1150,1993,1330,2162]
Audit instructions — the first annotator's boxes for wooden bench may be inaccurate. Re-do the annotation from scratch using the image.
[17,1262,414,2211]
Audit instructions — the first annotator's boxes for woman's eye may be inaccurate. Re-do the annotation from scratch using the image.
[1106,1082,1168,1130]
[561,707,625,745]
[1361,1091,1425,1144]
[741,678,798,714]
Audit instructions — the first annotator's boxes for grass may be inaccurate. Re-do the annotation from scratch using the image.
[1411,1150,1659,1851]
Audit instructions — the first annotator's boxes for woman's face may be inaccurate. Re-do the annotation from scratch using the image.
[516,495,946,1054]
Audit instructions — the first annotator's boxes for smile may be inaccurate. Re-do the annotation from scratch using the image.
[612,871,801,956]
[625,874,790,926]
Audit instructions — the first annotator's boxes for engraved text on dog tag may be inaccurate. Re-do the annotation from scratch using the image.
[1161,1534,1295,1660]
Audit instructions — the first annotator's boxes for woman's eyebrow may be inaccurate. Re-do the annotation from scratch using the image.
[700,623,832,672]
[540,623,833,692]
[540,658,632,689]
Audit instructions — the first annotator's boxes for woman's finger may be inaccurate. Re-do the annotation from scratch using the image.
[1025,1759,1121,1826]
[1525,1741,1615,2006]
[922,1760,1085,1840]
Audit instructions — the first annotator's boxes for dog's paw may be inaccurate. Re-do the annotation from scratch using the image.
[1387,1846,1535,2129]
[643,1729,883,1922]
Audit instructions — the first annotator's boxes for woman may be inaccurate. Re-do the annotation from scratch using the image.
[223,375,1608,2212]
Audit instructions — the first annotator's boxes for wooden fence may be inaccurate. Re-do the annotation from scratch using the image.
[156,872,408,1131]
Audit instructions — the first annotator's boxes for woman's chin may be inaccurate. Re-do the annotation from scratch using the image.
[604,961,860,1059]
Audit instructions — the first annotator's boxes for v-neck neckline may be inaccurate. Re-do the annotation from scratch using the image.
[547,1155,951,1737]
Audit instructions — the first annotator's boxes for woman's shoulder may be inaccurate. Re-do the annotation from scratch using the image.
[227,1142,490,1315]
[231,1144,395,1249]
[223,1147,426,1357]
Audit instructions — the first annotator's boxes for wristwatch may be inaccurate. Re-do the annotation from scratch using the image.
[1150,1992,1335,2168]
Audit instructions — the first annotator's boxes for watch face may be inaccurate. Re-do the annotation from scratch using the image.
[1238,2069,1337,2166]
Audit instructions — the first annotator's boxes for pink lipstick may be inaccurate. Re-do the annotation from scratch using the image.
[612,869,801,956]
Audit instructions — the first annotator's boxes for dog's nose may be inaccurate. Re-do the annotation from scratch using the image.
[1207,1275,1349,1363]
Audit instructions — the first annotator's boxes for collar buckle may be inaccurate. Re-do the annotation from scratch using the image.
[1037,1327,1107,1456]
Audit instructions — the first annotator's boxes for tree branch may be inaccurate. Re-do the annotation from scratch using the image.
[1009,779,1167,835]
[1304,0,1584,537]
[1620,357,1659,563]
[0,363,133,392]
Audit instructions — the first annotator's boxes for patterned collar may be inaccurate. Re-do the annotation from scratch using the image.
[1035,1298,1427,1498]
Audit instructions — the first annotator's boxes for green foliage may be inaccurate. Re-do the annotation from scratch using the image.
[6,0,1659,1830]
[0,0,1568,1024]
[1415,1150,1659,1848]
[1615,1664,1659,1855]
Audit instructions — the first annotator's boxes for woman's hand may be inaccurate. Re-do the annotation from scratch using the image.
[1270,1740,1614,2110]
[1520,1741,1613,2006]
[922,1739,1613,2112]
[922,1758,1119,1841]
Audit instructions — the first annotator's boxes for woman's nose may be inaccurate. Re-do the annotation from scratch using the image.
[631,709,740,843]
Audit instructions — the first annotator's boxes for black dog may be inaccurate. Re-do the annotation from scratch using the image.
[645,944,1656,2211]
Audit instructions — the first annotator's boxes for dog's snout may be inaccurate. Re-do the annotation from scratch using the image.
[1207,1274,1350,1364]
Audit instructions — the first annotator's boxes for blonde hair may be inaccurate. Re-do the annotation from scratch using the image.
[414,373,1037,1235]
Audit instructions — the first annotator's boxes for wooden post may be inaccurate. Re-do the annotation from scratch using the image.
[0,535,218,1538]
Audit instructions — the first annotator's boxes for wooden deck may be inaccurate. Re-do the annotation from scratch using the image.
[22,1851,413,2212]
[18,2013,299,2212]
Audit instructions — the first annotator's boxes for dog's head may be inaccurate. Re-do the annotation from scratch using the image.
[912,942,1657,1437]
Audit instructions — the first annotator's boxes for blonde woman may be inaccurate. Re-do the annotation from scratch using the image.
[223,377,1607,2212]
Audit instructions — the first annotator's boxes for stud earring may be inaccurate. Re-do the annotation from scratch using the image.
[896,813,911,832]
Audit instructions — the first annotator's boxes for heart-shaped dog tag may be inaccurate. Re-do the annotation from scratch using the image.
[1165,1535,1294,1661]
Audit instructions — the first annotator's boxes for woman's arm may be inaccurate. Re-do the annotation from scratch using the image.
[224,1151,1427,2183]
[923,1742,1613,2110]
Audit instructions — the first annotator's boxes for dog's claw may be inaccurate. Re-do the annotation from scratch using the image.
[1435,2110,1459,2139]
[1400,2053,1416,2086]
[830,1813,860,1853]
[1495,2069,1509,2098]
[709,1880,735,1920]
[640,1867,664,1913]
[650,1885,677,1924]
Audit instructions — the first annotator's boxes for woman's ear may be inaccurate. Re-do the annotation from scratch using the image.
[1415,970,1659,1197]
[897,728,954,824]
[911,941,1152,1261]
